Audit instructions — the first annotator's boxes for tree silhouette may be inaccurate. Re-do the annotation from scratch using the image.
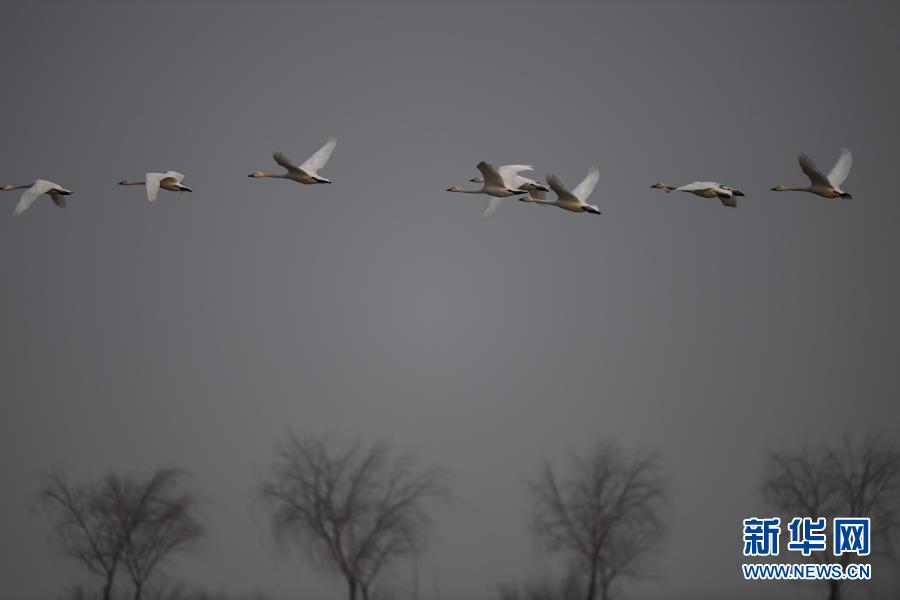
[37,472,128,600]
[258,434,449,600]
[528,441,667,600]
[761,432,900,600]
[118,468,206,600]
[37,467,205,600]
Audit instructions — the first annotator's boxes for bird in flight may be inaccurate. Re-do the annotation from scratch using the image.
[654,181,745,207]
[447,161,531,197]
[249,137,337,184]
[2,179,73,216]
[771,148,853,198]
[119,171,192,201]
[527,167,602,215]
[446,161,532,217]
[467,164,550,217]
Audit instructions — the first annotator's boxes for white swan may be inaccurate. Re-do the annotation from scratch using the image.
[1,179,73,216]
[249,137,336,184]
[656,181,745,208]
[527,167,602,215]
[771,148,852,198]
[469,165,550,192]
[468,165,551,217]
[446,161,530,216]
[119,171,192,201]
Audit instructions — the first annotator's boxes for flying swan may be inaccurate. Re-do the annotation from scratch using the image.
[771,148,853,198]
[249,137,337,184]
[528,167,602,215]
[446,161,531,197]
[119,171,192,201]
[653,181,745,207]
[447,161,531,216]
[468,164,550,217]
[1,179,73,216]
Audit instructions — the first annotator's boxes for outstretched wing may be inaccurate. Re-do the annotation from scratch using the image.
[546,173,578,203]
[299,137,337,175]
[163,170,186,184]
[144,172,165,202]
[572,167,600,201]
[674,181,719,192]
[719,195,737,208]
[481,197,504,218]
[827,148,852,187]
[498,164,533,188]
[273,151,303,174]
[798,154,831,188]
[507,175,528,190]
[13,180,55,216]
[476,161,507,189]
[49,191,67,208]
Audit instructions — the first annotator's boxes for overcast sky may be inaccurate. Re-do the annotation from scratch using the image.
[2,1,899,599]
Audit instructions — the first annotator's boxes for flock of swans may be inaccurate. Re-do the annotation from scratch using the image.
[0,138,854,217]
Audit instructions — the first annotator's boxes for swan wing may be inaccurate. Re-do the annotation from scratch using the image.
[164,171,186,184]
[510,175,547,192]
[826,148,852,187]
[719,195,737,208]
[49,190,67,208]
[506,174,530,190]
[144,172,165,202]
[674,181,718,192]
[498,164,533,187]
[476,161,507,189]
[273,151,304,174]
[572,167,600,201]
[299,137,337,175]
[499,165,533,174]
[482,197,504,218]
[798,154,831,188]
[13,180,55,216]
[546,173,579,203]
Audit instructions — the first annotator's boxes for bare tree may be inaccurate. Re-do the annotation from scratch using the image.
[37,472,129,600]
[118,468,206,600]
[528,441,667,600]
[37,468,205,600]
[257,434,449,600]
[762,432,900,600]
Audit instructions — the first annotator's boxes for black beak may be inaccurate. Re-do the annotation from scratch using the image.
[734,190,745,197]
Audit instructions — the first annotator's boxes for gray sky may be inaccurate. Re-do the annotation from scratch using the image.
[2,1,899,598]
